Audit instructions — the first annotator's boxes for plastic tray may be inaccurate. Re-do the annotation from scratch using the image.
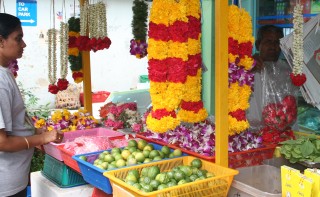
[80,91,110,106]
[72,143,187,194]
[43,128,124,161]
[104,156,238,197]
[137,133,277,168]
[57,135,137,173]
[228,165,281,196]
[228,144,277,169]
[41,154,87,188]
[136,133,216,161]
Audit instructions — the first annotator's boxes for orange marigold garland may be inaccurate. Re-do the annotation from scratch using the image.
[227,5,255,135]
[146,0,208,133]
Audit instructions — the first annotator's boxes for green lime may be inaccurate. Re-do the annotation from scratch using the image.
[116,159,126,168]
[79,155,87,161]
[161,146,171,156]
[149,180,161,190]
[143,144,154,151]
[167,181,177,187]
[111,148,121,154]
[125,174,138,183]
[191,158,202,169]
[157,184,168,190]
[132,183,142,190]
[104,154,115,163]
[128,139,138,147]
[142,184,153,192]
[137,139,148,150]
[177,179,187,185]
[141,167,149,177]
[180,166,193,176]
[127,158,137,165]
[101,162,108,170]
[172,149,182,157]
[173,170,185,182]
[121,149,131,160]
[127,169,140,180]
[149,150,160,159]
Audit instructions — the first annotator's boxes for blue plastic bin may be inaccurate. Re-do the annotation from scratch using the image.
[72,143,187,194]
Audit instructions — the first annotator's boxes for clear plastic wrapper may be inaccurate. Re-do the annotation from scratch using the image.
[248,60,299,132]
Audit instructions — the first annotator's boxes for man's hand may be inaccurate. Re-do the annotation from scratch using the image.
[252,53,264,72]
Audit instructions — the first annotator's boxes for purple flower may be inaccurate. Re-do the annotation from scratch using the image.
[8,59,19,77]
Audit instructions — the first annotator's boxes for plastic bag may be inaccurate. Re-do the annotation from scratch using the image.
[261,61,299,131]
[248,60,299,132]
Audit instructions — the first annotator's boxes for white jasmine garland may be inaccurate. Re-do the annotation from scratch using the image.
[60,22,69,79]
[88,1,107,39]
[292,3,304,75]
[80,0,88,36]
[48,28,57,84]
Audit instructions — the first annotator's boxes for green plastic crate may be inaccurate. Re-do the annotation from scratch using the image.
[42,154,87,188]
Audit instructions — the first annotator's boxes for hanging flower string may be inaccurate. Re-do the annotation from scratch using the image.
[57,22,69,91]
[130,0,148,59]
[146,0,208,133]
[68,17,83,83]
[48,28,59,94]
[227,5,255,135]
[77,1,111,52]
[290,3,306,86]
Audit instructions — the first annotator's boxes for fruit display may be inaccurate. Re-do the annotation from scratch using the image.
[79,139,183,170]
[122,158,214,192]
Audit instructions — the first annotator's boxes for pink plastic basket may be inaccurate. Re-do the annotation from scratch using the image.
[43,128,124,161]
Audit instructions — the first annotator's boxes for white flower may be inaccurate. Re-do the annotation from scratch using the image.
[292,3,304,75]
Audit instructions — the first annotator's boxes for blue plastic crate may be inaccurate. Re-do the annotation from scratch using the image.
[42,154,87,188]
[26,186,31,197]
[72,143,187,194]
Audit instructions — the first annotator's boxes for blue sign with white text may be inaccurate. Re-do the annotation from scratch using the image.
[16,0,37,26]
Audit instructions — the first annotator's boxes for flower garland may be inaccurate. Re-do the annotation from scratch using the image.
[77,1,111,52]
[47,28,59,94]
[47,22,70,95]
[227,5,255,135]
[146,0,208,133]
[33,108,98,132]
[8,59,19,78]
[290,3,306,86]
[57,22,70,91]
[68,17,83,83]
[130,0,148,59]
[99,102,142,130]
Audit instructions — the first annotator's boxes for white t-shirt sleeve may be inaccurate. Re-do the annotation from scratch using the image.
[0,107,4,129]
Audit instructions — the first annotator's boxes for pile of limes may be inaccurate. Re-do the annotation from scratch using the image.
[124,158,215,192]
[87,139,183,170]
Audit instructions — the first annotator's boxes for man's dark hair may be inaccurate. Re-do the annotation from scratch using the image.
[255,25,284,50]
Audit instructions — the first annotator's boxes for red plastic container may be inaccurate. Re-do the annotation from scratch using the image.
[44,128,124,161]
[136,133,215,161]
[136,133,277,168]
[228,144,277,168]
[57,135,139,173]
[80,91,110,106]
[92,187,112,197]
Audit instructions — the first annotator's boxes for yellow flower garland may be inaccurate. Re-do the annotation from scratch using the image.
[147,0,207,133]
[227,5,254,135]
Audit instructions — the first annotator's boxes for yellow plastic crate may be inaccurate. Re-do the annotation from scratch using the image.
[103,156,238,197]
